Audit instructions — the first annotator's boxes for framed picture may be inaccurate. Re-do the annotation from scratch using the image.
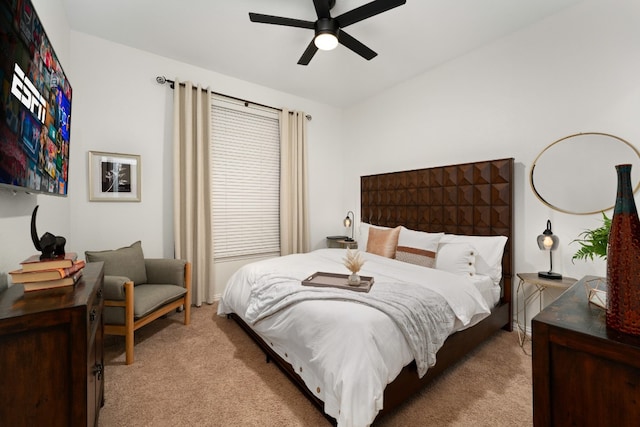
[88,151,141,202]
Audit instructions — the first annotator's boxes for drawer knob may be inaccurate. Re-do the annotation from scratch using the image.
[93,363,103,380]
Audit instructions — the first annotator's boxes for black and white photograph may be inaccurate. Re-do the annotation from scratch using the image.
[101,161,131,193]
[89,151,141,201]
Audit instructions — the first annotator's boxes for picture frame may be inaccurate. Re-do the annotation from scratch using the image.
[88,151,141,202]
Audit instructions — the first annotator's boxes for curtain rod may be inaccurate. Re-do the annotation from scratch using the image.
[155,76,311,121]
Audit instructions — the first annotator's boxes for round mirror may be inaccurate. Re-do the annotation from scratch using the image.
[530,132,640,215]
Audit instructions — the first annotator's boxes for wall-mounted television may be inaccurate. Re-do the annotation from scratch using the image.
[0,0,72,196]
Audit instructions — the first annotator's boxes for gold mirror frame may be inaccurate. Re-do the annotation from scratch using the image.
[530,132,640,215]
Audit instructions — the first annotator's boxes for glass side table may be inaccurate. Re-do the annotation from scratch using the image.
[516,272,578,353]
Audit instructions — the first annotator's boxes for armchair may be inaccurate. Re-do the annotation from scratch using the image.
[85,241,191,365]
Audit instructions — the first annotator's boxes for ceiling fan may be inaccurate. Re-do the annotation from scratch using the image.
[249,0,406,65]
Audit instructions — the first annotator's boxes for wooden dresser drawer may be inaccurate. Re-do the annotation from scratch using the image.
[88,284,104,342]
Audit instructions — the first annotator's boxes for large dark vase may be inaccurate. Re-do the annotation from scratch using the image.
[606,164,640,335]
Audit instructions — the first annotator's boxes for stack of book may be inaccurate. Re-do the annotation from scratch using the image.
[9,253,84,292]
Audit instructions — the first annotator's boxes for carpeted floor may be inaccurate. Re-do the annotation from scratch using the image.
[99,303,532,426]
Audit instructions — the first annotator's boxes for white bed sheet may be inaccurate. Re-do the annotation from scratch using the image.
[217,249,496,427]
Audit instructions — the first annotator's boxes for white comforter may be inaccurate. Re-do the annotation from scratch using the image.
[217,249,491,427]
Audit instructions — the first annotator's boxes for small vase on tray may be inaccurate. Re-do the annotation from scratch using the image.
[348,273,361,286]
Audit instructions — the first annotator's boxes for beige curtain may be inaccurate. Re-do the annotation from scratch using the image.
[173,80,214,306]
[280,109,310,255]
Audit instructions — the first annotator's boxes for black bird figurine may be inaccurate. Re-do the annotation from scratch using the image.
[30,205,66,259]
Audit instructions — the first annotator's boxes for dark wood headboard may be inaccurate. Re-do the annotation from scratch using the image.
[361,158,514,307]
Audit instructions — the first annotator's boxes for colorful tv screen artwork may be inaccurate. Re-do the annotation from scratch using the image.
[0,0,73,196]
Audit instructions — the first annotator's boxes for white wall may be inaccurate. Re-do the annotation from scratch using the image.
[67,32,345,296]
[342,0,640,324]
[0,0,72,288]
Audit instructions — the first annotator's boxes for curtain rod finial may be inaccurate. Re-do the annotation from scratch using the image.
[156,76,167,84]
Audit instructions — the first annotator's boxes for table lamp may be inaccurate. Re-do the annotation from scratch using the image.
[537,219,562,279]
[343,211,355,242]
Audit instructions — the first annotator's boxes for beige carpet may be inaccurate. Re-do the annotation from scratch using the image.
[99,304,532,427]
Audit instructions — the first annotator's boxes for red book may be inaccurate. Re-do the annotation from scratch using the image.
[19,252,78,272]
[10,260,86,283]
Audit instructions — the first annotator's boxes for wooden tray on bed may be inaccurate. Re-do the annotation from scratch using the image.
[302,272,374,292]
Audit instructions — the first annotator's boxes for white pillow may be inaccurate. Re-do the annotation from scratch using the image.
[359,223,390,251]
[439,234,508,285]
[435,243,476,277]
[396,227,443,268]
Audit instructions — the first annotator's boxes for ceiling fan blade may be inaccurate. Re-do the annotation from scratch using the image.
[338,31,377,60]
[297,40,319,65]
[313,0,332,19]
[336,0,406,28]
[249,13,315,29]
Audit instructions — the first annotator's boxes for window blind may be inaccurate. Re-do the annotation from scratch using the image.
[210,96,280,260]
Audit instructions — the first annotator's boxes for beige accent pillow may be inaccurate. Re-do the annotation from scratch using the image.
[396,246,437,268]
[396,227,443,268]
[359,223,390,251]
[366,226,401,258]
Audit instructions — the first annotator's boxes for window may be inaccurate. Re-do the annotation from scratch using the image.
[210,95,280,260]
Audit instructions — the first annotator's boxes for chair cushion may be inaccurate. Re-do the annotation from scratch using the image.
[134,284,187,318]
[85,241,147,285]
[103,284,187,325]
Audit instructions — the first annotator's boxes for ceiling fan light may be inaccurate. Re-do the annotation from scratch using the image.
[314,33,338,51]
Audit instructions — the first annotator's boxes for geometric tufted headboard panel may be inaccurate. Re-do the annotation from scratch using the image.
[361,158,514,303]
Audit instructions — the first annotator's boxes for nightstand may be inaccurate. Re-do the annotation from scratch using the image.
[515,272,578,352]
[326,236,358,249]
[337,239,358,249]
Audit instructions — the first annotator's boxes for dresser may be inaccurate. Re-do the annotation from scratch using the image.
[0,261,105,427]
[532,276,640,426]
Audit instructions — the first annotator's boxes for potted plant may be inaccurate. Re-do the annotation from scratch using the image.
[571,212,611,262]
[571,212,611,309]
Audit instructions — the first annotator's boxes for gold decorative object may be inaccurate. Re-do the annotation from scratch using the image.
[584,277,607,310]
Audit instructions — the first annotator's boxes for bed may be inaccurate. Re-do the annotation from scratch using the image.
[217,158,514,426]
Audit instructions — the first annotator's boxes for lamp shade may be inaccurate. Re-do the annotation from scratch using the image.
[537,220,559,251]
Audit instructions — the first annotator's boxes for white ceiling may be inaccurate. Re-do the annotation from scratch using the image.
[62,0,582,108]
